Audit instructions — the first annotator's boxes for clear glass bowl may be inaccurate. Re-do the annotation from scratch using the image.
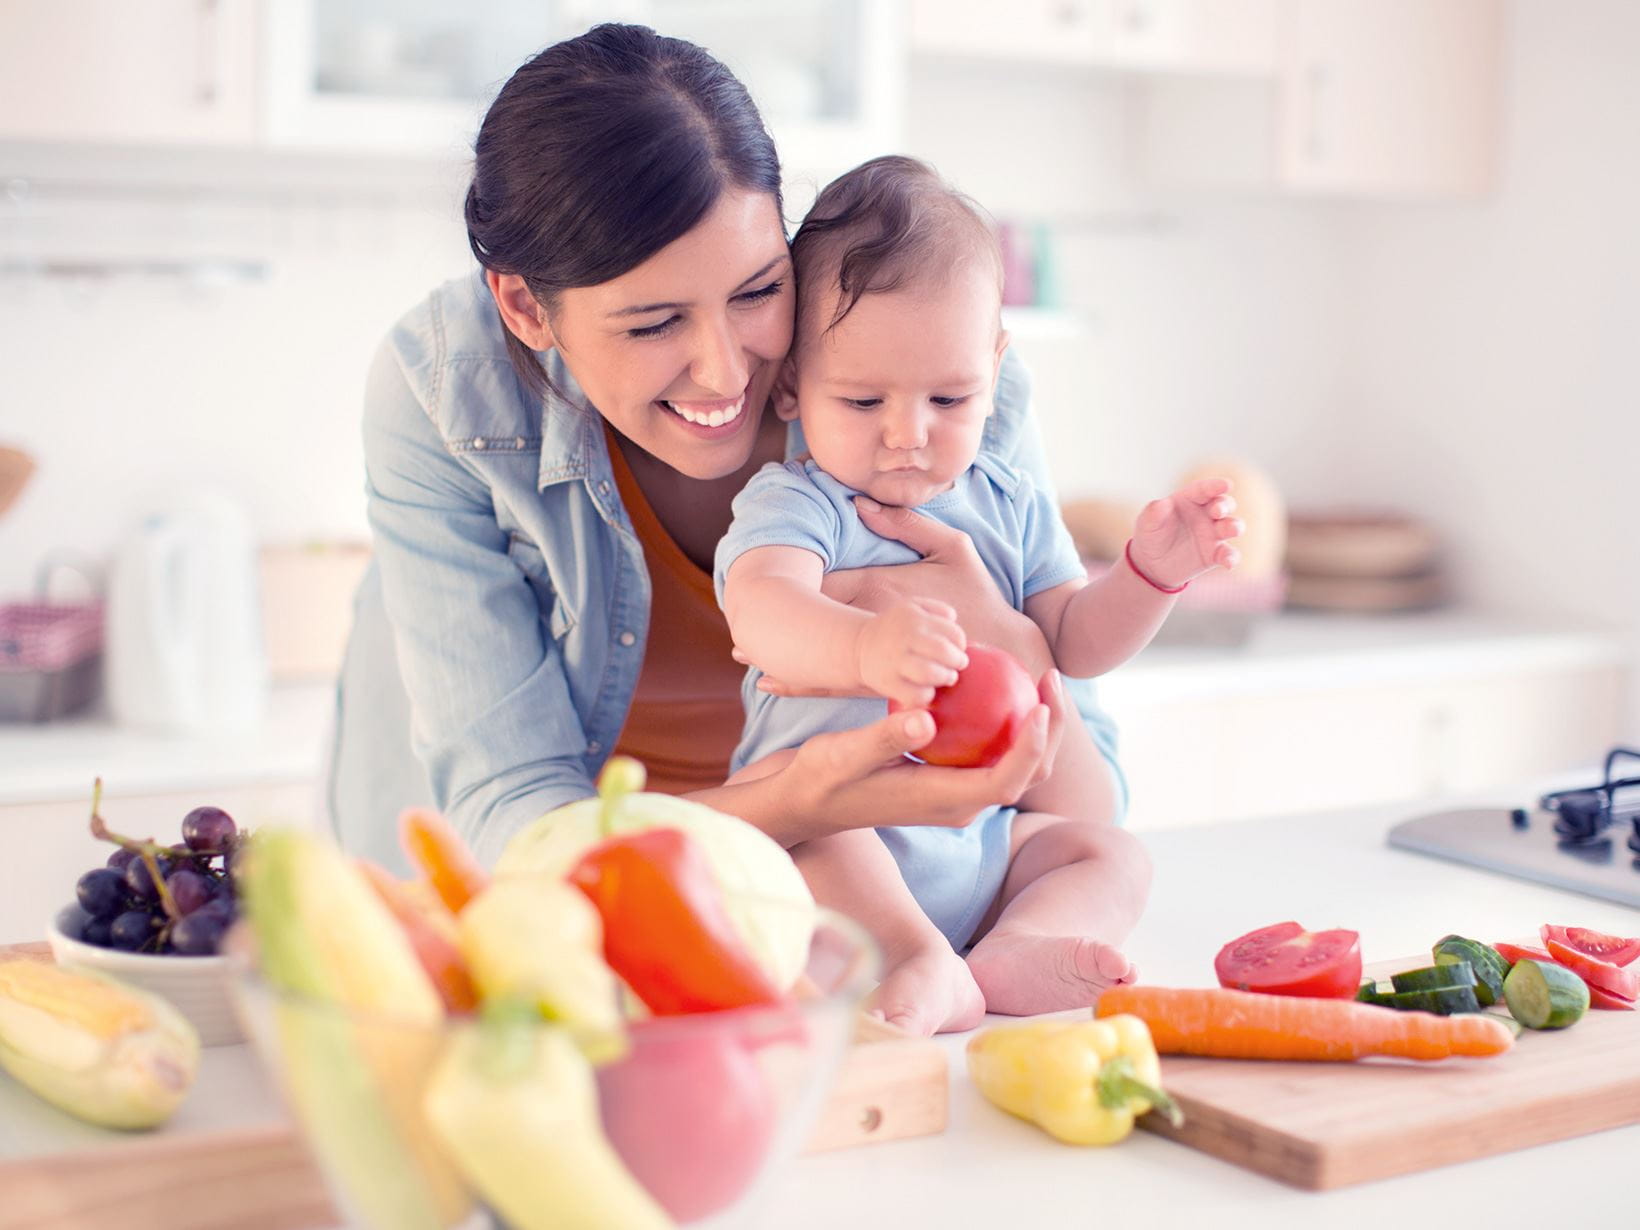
[231,908,878,1229]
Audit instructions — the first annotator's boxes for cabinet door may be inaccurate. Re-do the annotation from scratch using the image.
[0,0,258,145]
[1278,0,1503,196]
[1085,0,1278,75]
[908,0,1100,63]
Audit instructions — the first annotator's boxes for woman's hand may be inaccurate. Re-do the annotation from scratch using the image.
[820,496,1054,675]
[718,669,1071,844]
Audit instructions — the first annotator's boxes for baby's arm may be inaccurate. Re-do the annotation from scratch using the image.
[723,545,968,708]
[1027,477,1242,678]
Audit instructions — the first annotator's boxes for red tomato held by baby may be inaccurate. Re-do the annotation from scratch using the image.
[889,643,1039,768]
[1214,921,1364,999]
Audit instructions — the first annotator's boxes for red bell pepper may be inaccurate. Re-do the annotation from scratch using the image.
[569,826,784,1015]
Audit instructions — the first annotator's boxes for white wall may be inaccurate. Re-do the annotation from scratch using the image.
[1339,0,1640,732]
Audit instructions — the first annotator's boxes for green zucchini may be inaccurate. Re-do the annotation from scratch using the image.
[1502,958,1589,1029]
[1391,962,1476,994]
[1433,936,1510,1007]
[1379,985,1481,1015]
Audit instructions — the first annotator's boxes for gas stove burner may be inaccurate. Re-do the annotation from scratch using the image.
[1540,747,1640,850]
[1388,746,1640,910]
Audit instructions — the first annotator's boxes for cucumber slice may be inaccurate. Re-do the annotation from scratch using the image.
[1434,936,1510,1007]
[1392,962,1476,993]
[1355,980,1380,1003]
[1380,985,1481,1015]
[1502,958,1590,1029]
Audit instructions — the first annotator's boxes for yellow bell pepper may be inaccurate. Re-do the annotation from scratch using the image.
[966,1014,1183,1146]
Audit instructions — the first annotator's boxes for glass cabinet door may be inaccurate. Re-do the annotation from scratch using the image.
[263,0,903,185]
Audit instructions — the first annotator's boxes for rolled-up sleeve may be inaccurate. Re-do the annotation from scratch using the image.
[361,341,594,865]
[989,349,1130,821]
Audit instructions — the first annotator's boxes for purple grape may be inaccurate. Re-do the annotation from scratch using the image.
[168,868,214,915]
[109,910,160,952]
[77,868,128,920]
[123,858,161,902]
[59,904,91,940]
[181,806,237,853]
[82,917,112,947]
[170,909,228,956]
[105,847,138,872]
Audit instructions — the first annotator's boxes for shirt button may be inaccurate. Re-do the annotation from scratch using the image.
[598,480,611,495]
[619,631,636,647]
[586,740,602,755]
[515,436,526,449]
[472,437,486,450]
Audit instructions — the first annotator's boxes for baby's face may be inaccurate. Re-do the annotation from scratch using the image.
[792,263,1005,507]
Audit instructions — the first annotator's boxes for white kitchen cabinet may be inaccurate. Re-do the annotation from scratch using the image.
[262,0,904,183]
[1138,0,1504,197]
[1104,617,1630,831]
[0,0,260,146]
[910,0,1277,76]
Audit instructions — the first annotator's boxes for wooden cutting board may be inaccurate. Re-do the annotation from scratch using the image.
[0,942,945,1230]
[1137,946,1640,1189]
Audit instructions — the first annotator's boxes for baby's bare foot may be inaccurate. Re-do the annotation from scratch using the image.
[965,930,1136,1017]
[866,944,986,1037]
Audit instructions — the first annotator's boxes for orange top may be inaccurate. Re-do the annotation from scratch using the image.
[605,426,746,795]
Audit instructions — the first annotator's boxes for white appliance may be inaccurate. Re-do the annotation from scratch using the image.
[106,494,268,733]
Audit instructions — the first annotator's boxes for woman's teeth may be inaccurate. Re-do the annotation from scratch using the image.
[663,396,744,428]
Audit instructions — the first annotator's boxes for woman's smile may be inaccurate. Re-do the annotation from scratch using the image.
[658,391,749,431]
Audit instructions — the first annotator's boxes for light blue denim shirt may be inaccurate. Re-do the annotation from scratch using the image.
[328,268,1126,874]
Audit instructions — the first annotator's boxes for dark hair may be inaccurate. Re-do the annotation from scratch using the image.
[789,155,1001,343]
[464,24,783,398]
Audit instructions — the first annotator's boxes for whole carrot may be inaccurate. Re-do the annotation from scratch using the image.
[1095,986,1514,1062]
[400,808,490,914]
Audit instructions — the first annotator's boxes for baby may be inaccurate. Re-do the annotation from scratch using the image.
[714,156,1240,1035]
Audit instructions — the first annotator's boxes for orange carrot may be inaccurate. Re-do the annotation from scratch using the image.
[357,859,479,1013]
[399,807,490,914]
[1095,986,1514,1062]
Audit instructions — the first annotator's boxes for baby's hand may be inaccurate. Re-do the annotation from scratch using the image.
[1128,477,1244,591]
[856,597,968,709]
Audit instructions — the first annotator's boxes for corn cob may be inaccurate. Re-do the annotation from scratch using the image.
[0,959,199,1129]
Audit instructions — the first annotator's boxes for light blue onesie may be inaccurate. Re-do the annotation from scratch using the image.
[712,453,1085,950]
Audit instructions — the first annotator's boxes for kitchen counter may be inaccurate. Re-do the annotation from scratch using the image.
[5,781,1637,1226]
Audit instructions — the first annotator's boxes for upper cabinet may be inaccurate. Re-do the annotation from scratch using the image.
[260,0,902,184]
[0,0,260,145]
[909,0,1278,75]
[912,0,1506,199]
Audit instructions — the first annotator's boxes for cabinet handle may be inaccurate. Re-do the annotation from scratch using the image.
[195,0,221,107]
[1303,62,1330,163]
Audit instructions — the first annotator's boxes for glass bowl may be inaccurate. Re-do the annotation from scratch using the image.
[231,907,879,1229]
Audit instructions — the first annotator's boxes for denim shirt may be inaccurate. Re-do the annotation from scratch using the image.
[328,268,1126,874]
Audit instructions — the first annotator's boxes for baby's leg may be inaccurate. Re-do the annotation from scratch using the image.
[964,814,1152,1016]
[792,830,984,1037]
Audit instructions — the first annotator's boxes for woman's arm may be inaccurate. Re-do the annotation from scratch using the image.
[360,341,595,866]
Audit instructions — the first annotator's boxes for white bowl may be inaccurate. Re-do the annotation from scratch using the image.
[47,907,243,1046]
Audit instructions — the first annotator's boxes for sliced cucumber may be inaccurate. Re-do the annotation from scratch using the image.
[1502,958,1590,1029]
[1355,980,1381,1003]
[1433,936,1510,1007]
[1380,985,1482,1015]
[1392,962,1476,993]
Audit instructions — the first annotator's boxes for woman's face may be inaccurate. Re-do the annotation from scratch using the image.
[549,189,793,481]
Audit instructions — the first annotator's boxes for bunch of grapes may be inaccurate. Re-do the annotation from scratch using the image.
[65,785,247,957]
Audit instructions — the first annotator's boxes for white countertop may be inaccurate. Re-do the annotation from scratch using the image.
[0,611,1625,806]
[7,783,1638,1226]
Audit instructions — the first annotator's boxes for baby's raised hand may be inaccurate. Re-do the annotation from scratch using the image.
[1128,477,1244,591]
[855,596,968,709]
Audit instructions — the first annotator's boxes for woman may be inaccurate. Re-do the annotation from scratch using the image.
[327,23,1125,874]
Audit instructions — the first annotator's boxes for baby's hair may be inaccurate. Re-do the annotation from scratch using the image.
[790,155,1002,343]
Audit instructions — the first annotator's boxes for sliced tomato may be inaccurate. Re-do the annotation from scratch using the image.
[1493,941,1554,966]
[1586,984,1638,1011]
[1544,937,1640,1000]
[1540,924,1640,968]
[1213,921,1363,999]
